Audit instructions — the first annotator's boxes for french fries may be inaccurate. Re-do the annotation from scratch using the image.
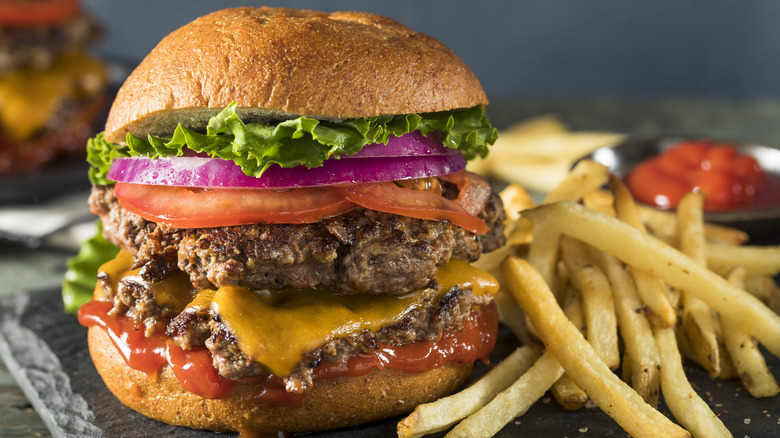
[501,257,689,438]
[677,193,722,377]
[721,268,780,398]
[654,326,731,438]
[445,351,564,438]
[466,115,624,193]
[400,144,780,438]
[397,344,543,438]
[521,201,780,358]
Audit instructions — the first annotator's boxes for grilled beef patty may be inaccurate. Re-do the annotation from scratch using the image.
[90,183,506,296]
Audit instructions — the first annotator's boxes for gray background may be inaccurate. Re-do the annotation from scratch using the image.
[82,0,780,100]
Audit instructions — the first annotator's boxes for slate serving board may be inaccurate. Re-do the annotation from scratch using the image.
[1,287,779,438]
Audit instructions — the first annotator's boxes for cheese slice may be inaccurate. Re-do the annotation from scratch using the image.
[97,252,498,378]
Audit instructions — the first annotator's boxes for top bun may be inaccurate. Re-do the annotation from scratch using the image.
[105,7,488,143]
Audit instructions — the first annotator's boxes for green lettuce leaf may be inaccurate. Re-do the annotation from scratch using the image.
[61,221,119,314]
[88,104,497,185]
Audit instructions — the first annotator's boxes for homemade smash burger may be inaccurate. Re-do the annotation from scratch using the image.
[76,7,506,433]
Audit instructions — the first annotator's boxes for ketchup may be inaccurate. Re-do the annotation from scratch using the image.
[626,139,780,211]
[78,300,498,405]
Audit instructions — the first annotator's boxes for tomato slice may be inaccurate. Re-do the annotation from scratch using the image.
[338,181,488,234]
[0,0,79,26]
[113,171,490,234]
[113,183,357,228]
[439,170,492,216]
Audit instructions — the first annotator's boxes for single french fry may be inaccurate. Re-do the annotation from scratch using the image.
[397,343,543,438]
[582,189,614,216]
[654,326,731,438]
[526,221,561,290]
[500,257,689,438]
[521,202,780,359]
[637,204,749,246]
[706,243,780,277]
[721,268,780,398]
[744,275,775,301]
[543,159,609,204]
[592,249,660,406]
[551,374,588,411]
[610,175,676,327]
[445,351,564,438]
[551,291,588,410]
[677,192,721,377]
[560,236,619,369]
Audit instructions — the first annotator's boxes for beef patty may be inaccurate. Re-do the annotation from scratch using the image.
[90,183,506,296]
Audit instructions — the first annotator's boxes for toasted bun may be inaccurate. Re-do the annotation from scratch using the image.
[104,7,488,143]
[88,326,473,433]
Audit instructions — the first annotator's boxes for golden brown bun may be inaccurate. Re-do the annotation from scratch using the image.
[104,7,488,143]
[88,325,473,433]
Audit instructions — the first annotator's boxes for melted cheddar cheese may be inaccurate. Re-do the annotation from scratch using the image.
[97,251,498,378]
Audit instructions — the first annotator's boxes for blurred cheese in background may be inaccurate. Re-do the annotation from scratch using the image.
[468,115,624,193]
[0,0,108,175]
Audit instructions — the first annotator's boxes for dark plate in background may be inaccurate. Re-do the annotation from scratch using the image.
[1,288,779,438]
[0,156,91,205]
[584,137,780,240]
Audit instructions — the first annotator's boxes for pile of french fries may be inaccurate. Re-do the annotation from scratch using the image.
[398,160,780,438]
[466,115,625,193]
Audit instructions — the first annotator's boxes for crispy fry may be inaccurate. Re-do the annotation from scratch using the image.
[551,290,588,410]
[677,193,721,377]
[560,236,619,369]
[500,257,689,438]
[551,374,588,411]
[526,221,561,290]
[654,326,731,438]
[591,248,660,405]
[397,344,543,438]
[582,189,614,216]
[543,159,609,204]
[445,351,564,438]
[521,201,780,359]
[636,204,749,246]
[721,268,780,398]
[706,243,780,277]
[611,175,676,327]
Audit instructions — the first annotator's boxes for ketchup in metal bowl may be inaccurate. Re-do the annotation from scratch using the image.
[626,139,780,211]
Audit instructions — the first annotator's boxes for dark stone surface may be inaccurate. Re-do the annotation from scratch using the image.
[1,288,780,437]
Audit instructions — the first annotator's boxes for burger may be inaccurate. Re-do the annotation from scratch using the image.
[0,0,108,174]
[73,7,506,434]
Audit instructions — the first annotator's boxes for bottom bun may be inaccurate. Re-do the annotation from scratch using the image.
[88,325,474,433]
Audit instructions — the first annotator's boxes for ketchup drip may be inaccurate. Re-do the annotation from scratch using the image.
[78,301,232,399]
[78,300,499,405]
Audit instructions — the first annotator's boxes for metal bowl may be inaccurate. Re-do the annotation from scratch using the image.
[582,137,780,241]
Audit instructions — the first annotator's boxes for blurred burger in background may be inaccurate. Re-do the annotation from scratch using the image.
[0,0,108,175]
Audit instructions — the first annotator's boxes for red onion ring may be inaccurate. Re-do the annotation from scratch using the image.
[109,131,465,188]
[108,153,466,189]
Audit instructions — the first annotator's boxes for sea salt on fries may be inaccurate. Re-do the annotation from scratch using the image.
[501,257,689,438]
